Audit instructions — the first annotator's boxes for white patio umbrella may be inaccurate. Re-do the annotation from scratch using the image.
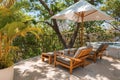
[51,0,114,46]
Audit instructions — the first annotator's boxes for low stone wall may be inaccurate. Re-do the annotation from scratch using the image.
[105,46,120,59]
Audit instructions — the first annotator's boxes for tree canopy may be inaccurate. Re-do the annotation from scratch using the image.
[0,0,119,49]
[101,0,120,31]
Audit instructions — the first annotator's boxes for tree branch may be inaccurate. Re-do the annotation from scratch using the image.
[39,0,81,48]
[74,0,79,3]
[67,0,80,48]
[38,0,68,48]
[68,23,80,48]
[39,0,54,16]
[90,0,94,5]
[105,21,120,32]
[52,19,68,48]
[44,21,55,28]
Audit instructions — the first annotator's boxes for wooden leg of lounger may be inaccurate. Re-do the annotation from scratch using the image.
[83,62,85,68]
[93,58,96,63]
[100,55,102,59]
[54,61,56,67]
[81,59,85,68]
[70,65,73,74]
[54,53,56,67]
[54,58,56,67]
[42,55,44,62]
[93,56,97,63]
[70,67,72,74]
[70,60,73,74]
[48,56,51,64]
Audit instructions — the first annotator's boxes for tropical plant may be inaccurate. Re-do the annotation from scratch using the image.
[0,0,43,61]
[0,2,41,68]
[13,33,42,60]
[0,0,16,8]
[0,21,41,69]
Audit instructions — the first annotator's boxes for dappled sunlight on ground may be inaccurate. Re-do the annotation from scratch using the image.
[14,56,69,80]
[103,56,115,62]
[104,56,120,70]
[81,74,110,80]
[111,64,120,70]
[14,56,120,80]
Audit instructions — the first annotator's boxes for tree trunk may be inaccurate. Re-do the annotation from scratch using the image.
[68,23,80,48]
[39,0,68,48]
[67,0,80,48]
[52,19,68,48]
[74,0,79,3]
[90,0,94,5]
[39,0,80,48]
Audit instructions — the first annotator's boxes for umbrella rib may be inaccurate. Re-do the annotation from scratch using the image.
[74,10,97,17]
[84,10,97,17]
[75,12,82,17]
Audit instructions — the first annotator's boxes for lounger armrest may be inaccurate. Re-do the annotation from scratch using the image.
[57,55,87,62]
[70,58,82,62]
[58,54,72,59]
[71,55,89,62]
[54,51,64,56]
[80,55,89,59]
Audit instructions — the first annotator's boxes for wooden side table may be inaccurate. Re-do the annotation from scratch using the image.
[41,52,54,64]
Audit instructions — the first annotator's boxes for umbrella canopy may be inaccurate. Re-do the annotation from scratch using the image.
[51,0,114,46]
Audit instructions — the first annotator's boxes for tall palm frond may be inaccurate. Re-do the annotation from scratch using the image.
[0,21,42,59]
[0,22,42,44]
[0,0,16,8]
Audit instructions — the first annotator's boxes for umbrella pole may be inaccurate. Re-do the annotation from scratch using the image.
[80,12,84,46]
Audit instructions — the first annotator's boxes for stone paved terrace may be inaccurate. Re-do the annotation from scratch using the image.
[14,56,120,80]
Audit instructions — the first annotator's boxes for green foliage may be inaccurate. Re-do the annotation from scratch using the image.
[101,0,120,20]
[87,0,104,5]
[0,21,41,68]
[85,25,115,42]
[40,34,63,52]
[13,33,42,59]
[1,22,26,38]
[0,1,42,68]
[38,24,63,52]
[0,53,14,69]
[0,1,42,61]
[0,8,14,29]
[0,0,3,3]
[12,24,63,59]
[101,0,120,32]
[0,0,118,64]
[0,0,16,8]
